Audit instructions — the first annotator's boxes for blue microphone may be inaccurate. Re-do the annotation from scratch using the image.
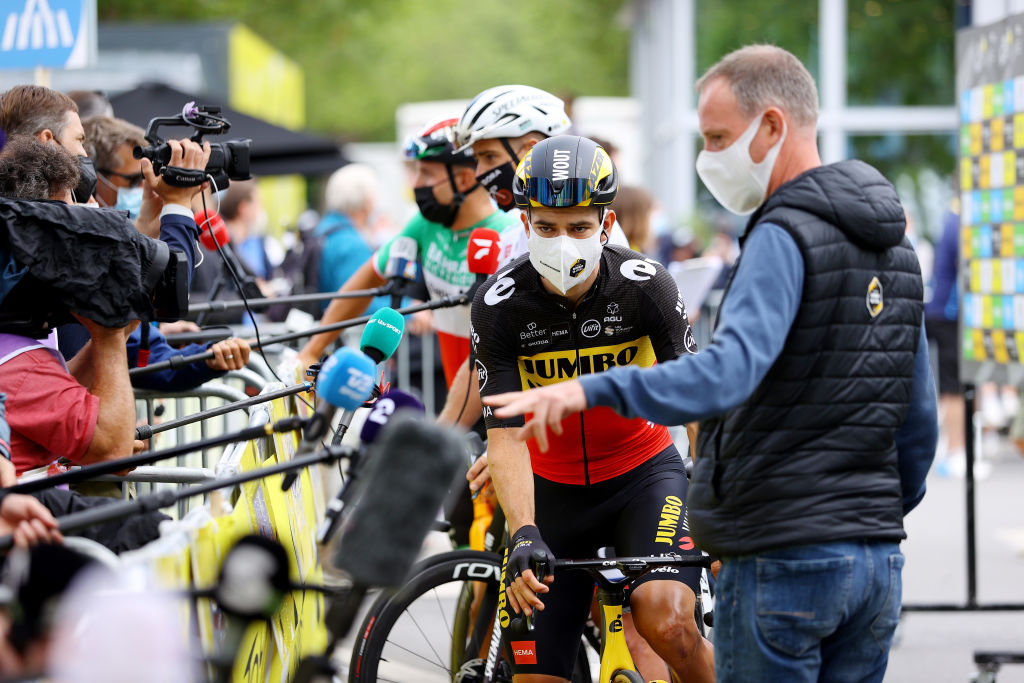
[325,307,408,450]
[283,347,376,491]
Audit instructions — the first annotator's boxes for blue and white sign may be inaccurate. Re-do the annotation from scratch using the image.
[0,0,95,69]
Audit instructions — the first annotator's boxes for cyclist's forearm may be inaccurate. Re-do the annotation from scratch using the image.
[486,428,535,533]
[437,359,482,427]
[300,261,385,358]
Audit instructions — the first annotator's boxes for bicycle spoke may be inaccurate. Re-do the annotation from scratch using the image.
[382,637,452,674]
[432,586,454,638]
[377,597,453,676]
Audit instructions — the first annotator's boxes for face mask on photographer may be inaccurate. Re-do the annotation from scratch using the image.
[71,156,97,205]
[97,173,143,218]
[53,140,96,204]
[695,112,787,215]
[526,221,604,295]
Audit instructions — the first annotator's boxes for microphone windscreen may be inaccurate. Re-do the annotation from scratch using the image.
[333,415,464,586]
[316,347,376,411]
[358,389,425,446]
[467,228,501,275]
[359,307,405,363]
[195,210,229,250]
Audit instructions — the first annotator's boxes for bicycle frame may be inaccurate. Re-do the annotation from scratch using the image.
[595,585,636,682]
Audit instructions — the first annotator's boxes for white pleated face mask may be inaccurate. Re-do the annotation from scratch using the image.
[695,113,787,215]
[527,229,603,294]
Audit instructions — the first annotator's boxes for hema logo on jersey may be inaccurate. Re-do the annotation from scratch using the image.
[510,640,537,664]
[517,337,657,389]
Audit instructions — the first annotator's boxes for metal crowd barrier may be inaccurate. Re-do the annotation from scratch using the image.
[122,359,271,518]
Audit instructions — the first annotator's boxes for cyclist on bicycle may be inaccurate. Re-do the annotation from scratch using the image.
[471,135,714,682]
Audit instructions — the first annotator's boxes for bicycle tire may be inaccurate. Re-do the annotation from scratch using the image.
[349,550,591,683]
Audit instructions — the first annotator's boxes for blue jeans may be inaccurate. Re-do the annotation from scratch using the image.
[715,540,904,683]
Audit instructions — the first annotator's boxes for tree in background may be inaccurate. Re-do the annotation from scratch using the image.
[696,0,954,237]
[101,0,955,235]
[99,0,630,141]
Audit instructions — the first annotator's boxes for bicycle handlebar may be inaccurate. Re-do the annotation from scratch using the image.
[552,554,712,571]
[529,550,711,585]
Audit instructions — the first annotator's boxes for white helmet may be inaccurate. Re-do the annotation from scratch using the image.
[454,85,571,151]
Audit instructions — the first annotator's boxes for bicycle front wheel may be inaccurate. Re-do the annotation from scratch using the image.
[348,550,505,683]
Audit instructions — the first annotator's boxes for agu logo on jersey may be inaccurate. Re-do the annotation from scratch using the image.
[866,276,883,318]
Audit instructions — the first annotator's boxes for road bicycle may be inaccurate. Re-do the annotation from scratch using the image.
[348,523,714,682]
[348,503,594,683]
[526,550,712,683]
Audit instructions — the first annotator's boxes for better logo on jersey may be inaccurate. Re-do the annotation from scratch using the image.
[866,276,883,318]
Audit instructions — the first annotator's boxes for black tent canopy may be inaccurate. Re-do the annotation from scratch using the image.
[108,82,347,177]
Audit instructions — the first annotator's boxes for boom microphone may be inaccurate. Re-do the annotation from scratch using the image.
[333,416,465,588]
[359,307,405,364]
[317,389,426,544]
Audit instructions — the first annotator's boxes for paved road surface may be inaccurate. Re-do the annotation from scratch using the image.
[887,437,1024,682]
[333,437,1024,682]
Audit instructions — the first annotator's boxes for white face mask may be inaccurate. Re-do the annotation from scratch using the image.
[527,228,603,294]
[695,113,787,215]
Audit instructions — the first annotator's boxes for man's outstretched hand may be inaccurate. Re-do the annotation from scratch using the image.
[483,380,587,452]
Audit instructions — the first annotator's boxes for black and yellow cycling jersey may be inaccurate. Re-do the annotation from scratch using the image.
[471,244,697,485]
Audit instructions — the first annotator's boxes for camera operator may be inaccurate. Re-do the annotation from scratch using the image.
[72,116,252,388]
[0,137,170,551]
[0,139,137,475]
[0,85,205,267]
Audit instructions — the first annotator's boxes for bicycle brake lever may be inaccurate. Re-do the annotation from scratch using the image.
[530,549,552,581]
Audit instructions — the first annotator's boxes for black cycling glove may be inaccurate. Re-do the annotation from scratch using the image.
[507,525,554,581]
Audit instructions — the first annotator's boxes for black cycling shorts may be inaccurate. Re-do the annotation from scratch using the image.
[500,444,702,678]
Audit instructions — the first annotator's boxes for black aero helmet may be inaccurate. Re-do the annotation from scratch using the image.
[512,135,617,210]
[403,117,476,168]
